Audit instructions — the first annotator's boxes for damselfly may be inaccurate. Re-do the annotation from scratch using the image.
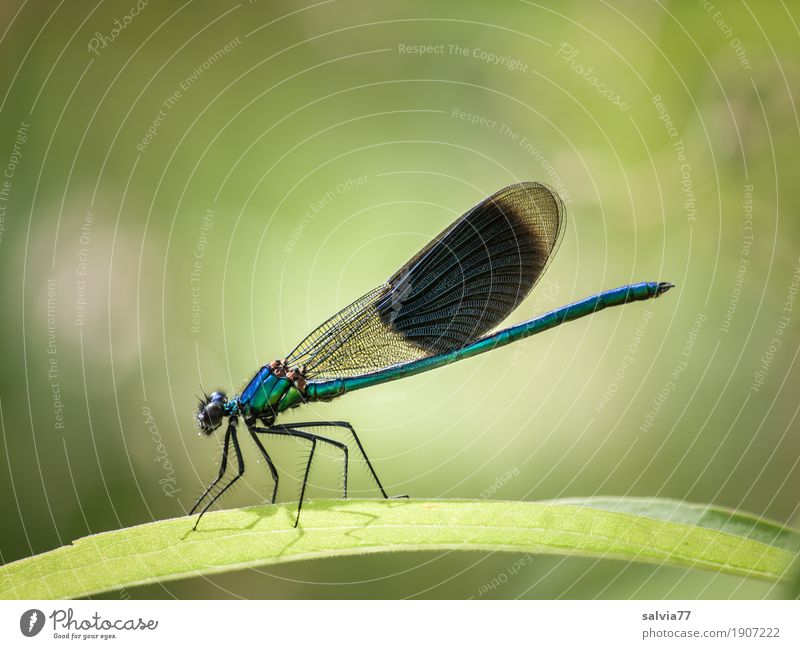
[191,182,673,527]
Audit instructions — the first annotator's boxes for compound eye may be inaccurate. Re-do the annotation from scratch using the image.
[196,409,209,429]
[196,400,224,434]
[205,401,223,426]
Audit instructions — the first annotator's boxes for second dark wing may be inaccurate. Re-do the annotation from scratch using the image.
[286,182,565,379]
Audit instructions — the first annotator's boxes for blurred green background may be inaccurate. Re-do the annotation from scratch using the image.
[1,0,798,599]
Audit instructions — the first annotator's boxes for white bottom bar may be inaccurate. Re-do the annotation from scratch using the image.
[1,600,798,648]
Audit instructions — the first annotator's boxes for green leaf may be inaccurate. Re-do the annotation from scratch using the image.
[545,496,800,553]
[787,554,800,599]
[1,498,796,599]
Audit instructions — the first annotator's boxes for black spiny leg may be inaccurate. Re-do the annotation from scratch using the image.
[273,426,349,499]
[190,421,232,518]
[296,436,316,527]
[192,418,245,529]
[247,426,279,504]
[251,425,349,526]
[251,421,407,526]
[273,421,399,499]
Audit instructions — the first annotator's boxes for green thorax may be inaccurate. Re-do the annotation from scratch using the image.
[237,363,305,421]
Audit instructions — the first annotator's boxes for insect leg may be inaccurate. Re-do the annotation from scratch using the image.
[193,418,245,529]
[246,425,279,504]
[251,426,347,525]
[295,436,316,527]
[190,421,232,516]
[273,421,402,499]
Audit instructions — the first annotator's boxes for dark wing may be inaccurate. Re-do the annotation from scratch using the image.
[286,182,565,379]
